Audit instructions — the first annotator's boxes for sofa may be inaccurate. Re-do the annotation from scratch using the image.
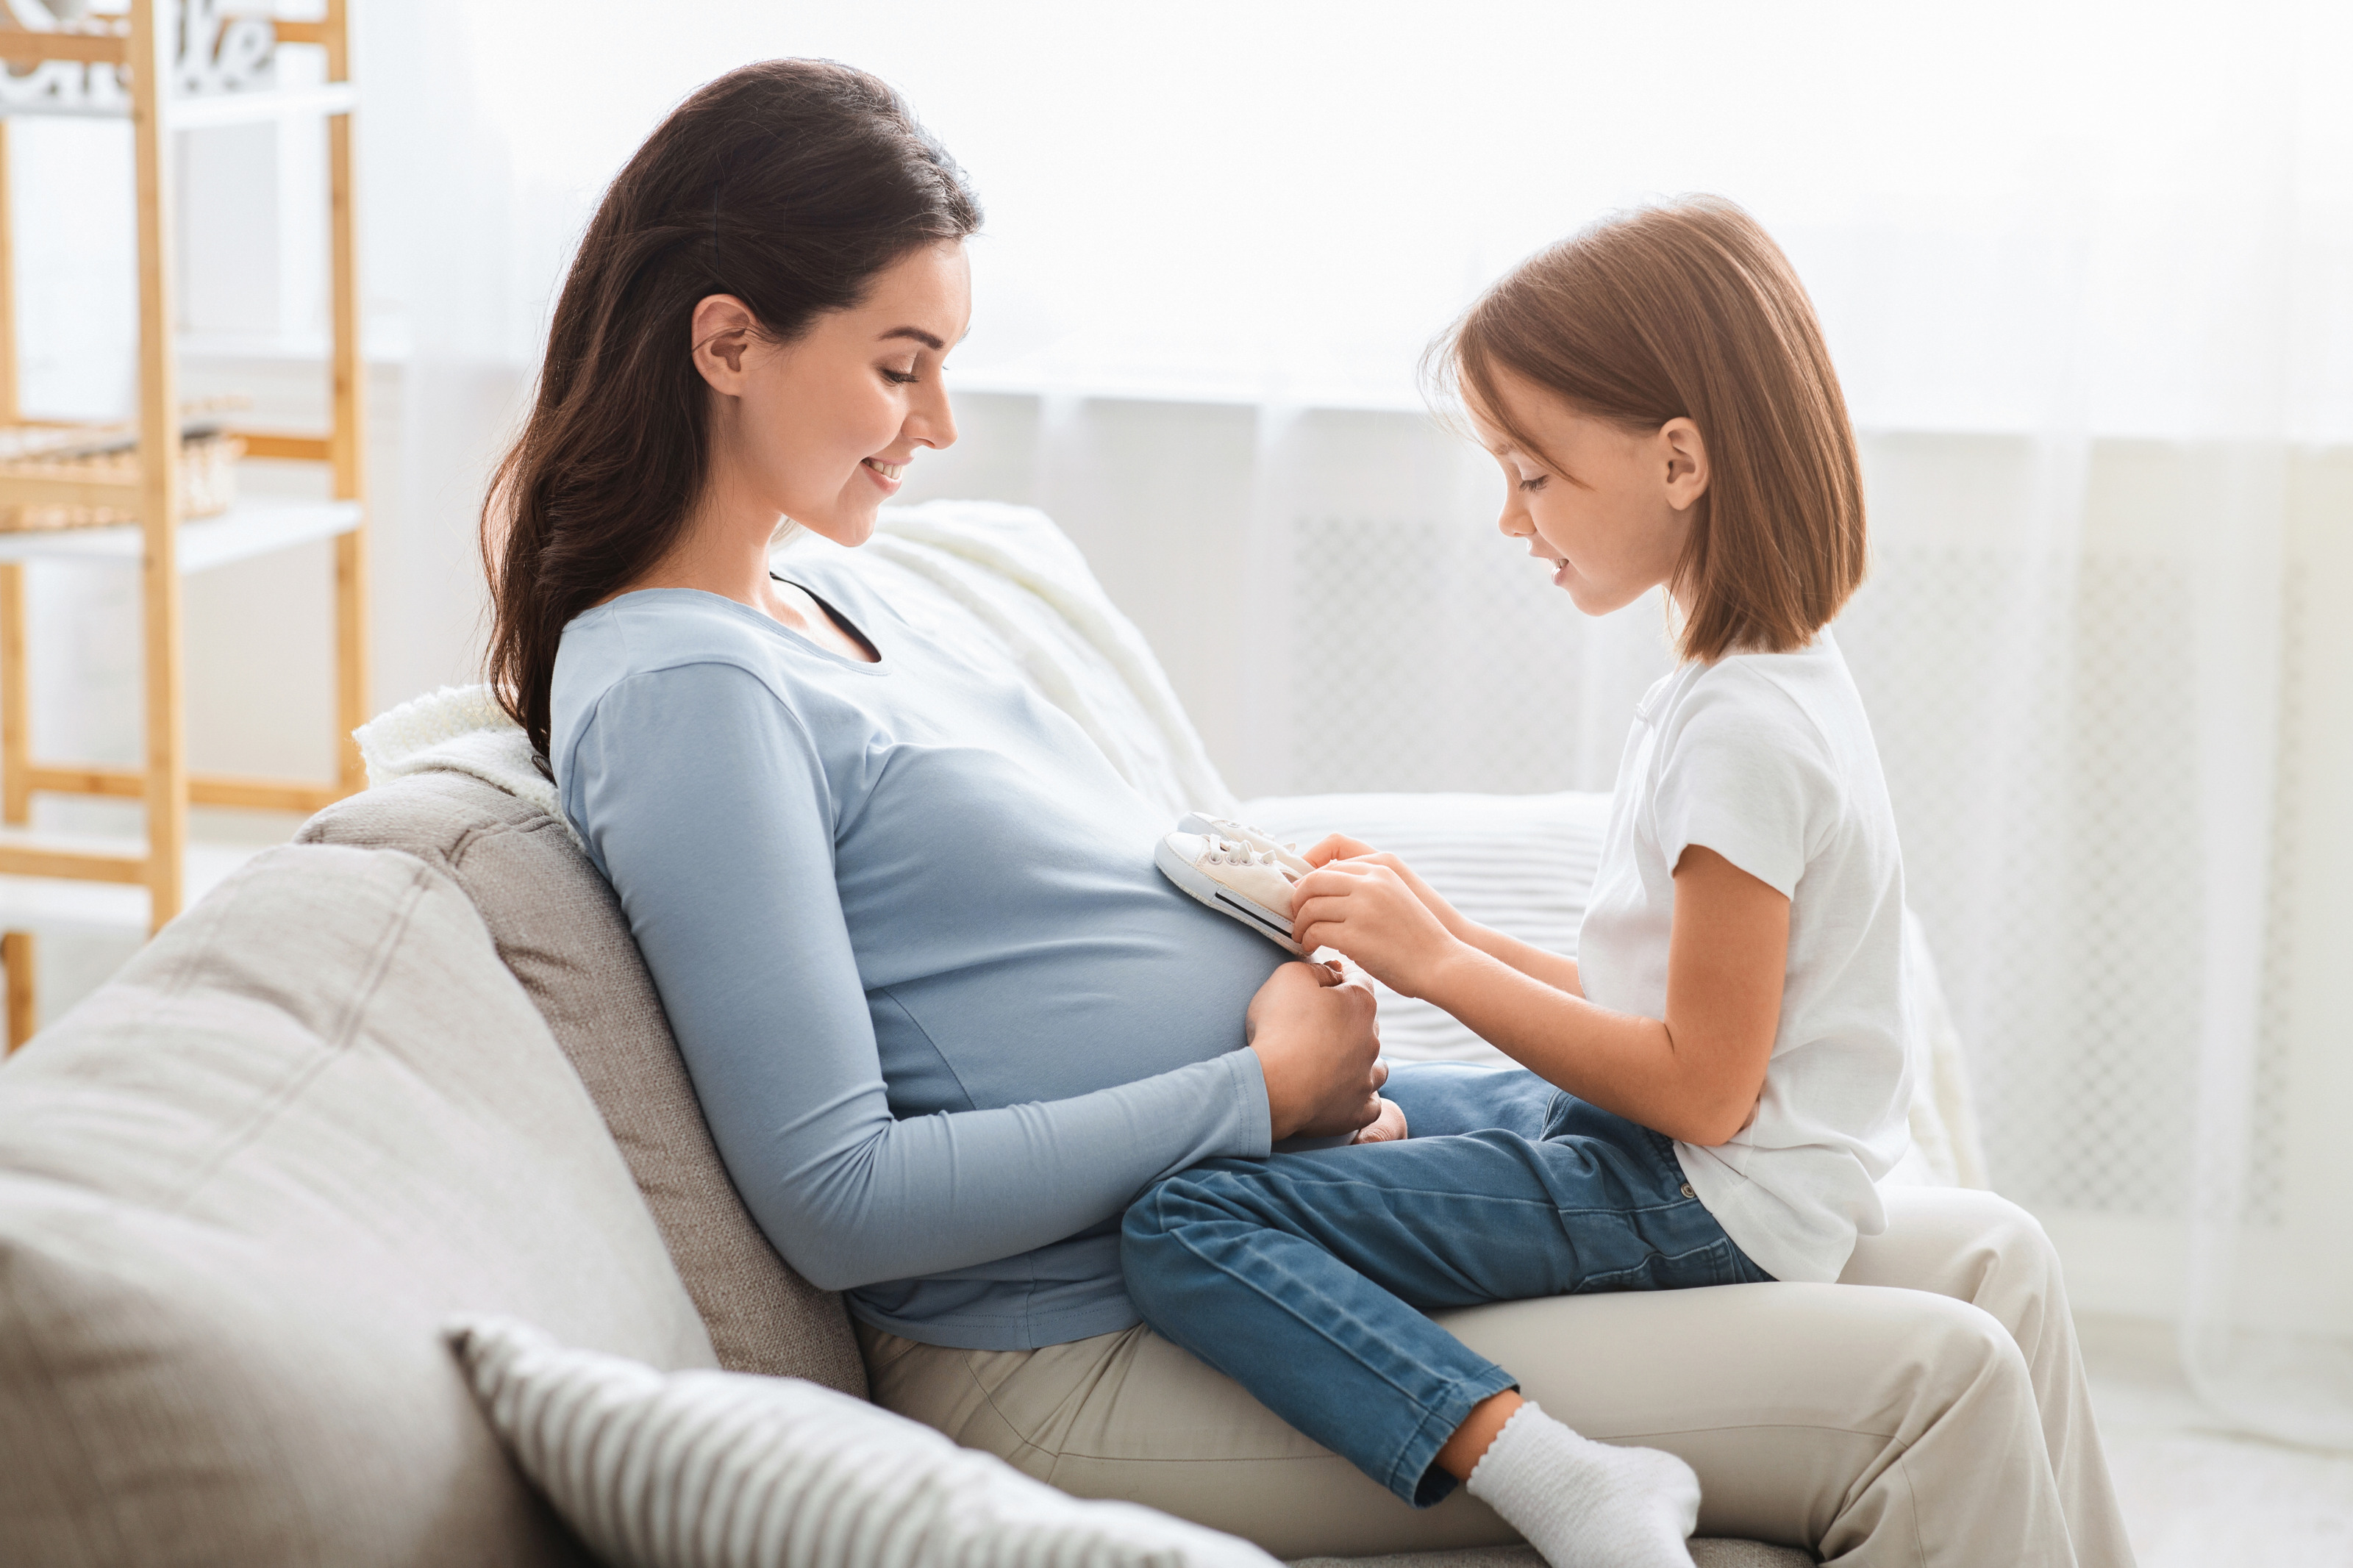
[0,502,1979,1565]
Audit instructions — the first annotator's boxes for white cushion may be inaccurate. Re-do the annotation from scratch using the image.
[447,1315,1281,1568]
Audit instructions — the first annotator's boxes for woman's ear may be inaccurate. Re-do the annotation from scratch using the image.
[690,294,760,395]
[1660,417,1710,512]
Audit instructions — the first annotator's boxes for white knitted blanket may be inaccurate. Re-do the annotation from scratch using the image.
[354,682,574,837]
[832,501,1237,820]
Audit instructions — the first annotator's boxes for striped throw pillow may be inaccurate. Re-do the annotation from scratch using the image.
[446,1317,1277,1568]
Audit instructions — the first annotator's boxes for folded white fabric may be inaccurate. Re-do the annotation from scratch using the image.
[446,1315,1279,1568]
[354,683,577,842]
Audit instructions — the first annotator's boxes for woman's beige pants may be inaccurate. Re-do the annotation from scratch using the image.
[860,1187,2133,1566]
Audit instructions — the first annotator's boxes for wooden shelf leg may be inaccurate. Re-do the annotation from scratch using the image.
[0,564,26,826]
[328,0,369,795]
[3,930,33,1050]
[0,116,17,428]
[334,530,366,793]
[132,0,186,934]
[0,121,25,831]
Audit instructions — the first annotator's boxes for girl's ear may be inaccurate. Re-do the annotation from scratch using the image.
[690,294,760,394]
[1660,417,1710,512]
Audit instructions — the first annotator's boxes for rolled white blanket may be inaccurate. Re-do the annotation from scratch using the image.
[352,684,578,848]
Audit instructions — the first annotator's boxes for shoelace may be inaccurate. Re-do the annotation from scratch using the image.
[1200,834,1299,880]
[1196,817,1309,872]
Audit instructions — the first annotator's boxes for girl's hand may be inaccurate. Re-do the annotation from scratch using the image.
[1351,1095,1409,1144]
[1291,858,1468,998]
[1302,833,1380,867]
[1246,960,1388,1141]
[1301,836,1474,940]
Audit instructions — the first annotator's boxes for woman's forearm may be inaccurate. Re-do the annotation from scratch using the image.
[763,1050,1271,1291]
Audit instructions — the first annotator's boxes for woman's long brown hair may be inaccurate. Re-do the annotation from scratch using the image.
[481,60,981,768]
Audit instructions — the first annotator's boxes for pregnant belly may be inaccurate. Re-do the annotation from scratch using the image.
[870,903,1285,1117]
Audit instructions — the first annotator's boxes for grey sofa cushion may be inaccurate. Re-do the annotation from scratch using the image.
[0,844,715,1568]
[298,770,867,1397]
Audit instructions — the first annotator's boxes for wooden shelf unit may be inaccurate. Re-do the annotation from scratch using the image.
[0,3,368,1048]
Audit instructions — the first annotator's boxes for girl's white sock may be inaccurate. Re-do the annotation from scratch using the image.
[1462,1400,1699,1568]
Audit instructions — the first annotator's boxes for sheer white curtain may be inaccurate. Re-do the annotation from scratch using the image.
[360,0,2353,1445]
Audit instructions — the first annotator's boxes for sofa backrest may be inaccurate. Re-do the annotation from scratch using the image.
[297,770,868,1397]
[0,844,715,1567]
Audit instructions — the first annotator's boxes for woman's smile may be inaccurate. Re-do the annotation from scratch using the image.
[863,456,907,491]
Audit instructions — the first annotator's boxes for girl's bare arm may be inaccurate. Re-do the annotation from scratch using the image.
[1292,844,1786,1146]
[1300,835,1584,995]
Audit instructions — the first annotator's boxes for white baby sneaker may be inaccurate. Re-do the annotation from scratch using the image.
[1157,828,1307,954]
[1176,812,1315,876]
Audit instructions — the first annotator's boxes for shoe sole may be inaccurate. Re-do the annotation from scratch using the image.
[1154,834,1306,956]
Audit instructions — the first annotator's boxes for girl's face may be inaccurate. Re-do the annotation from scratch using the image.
[1469,368,1710,619]
[696,240,972,548]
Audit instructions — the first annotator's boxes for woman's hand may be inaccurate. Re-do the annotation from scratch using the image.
[1247,960,1387,1141]
[1351,1095,1409,1144]
[1290,857,1470,1000]
[1302,835,1474,941]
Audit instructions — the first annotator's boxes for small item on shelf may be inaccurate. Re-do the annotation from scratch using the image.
[0,415,246,533]
[0,0,280,116]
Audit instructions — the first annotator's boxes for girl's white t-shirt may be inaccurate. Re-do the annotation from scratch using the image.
[1577,629,1913,1284]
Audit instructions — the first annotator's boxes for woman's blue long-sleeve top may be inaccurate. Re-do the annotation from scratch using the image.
[549,562,1284,1350]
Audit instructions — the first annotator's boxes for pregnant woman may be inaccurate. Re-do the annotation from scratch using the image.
[484,60,2132,1565]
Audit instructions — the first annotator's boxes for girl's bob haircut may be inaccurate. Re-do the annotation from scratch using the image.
[1434,196,1865,664]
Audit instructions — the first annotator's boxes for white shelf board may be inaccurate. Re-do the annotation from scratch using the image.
[0,82,355,125]
[167,82,356,129]
[0,840,261,940]
[0,497,361,573]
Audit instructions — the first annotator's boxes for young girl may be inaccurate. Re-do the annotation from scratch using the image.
[1122,198,1913,1568]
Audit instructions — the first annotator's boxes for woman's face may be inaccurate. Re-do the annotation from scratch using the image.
[1468,368,1709,619]
[696,240,972,548]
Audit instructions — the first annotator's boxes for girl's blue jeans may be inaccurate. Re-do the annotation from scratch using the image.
[1120,1062,1772,1508]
